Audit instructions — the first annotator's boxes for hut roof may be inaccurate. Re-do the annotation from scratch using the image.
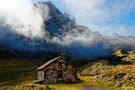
[37,56,63,70]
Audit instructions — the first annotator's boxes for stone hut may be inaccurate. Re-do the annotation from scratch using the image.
[37,56,77,83]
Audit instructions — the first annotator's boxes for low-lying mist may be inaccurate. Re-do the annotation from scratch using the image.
[0,1,135,60]
[0,0,48,38]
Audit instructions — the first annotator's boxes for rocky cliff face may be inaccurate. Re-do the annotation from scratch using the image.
[0,1,135,60]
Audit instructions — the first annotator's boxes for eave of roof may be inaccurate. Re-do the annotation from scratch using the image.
[37,56,62,70]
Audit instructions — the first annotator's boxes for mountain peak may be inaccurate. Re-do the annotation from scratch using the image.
[35,1,72,37]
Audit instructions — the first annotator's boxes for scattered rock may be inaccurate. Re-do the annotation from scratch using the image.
[115,80,123,87]
[133,63,135,69]
[33,80,44,84]
[94,75,103,79]
[114,73,126,80]
[45,84,50,89]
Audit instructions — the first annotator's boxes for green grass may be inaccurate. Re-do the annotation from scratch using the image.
[114,50,135,63]
[0,58,43,86]
[79,60,135,90]
[0,50,135,90]
[114,50,126,57]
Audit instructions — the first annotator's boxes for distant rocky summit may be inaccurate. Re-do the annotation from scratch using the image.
[0,1,135,60]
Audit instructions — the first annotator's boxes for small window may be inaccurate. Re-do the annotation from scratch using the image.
[58,62,62,69]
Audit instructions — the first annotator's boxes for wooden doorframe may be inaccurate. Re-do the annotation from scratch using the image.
[57,70,63,83]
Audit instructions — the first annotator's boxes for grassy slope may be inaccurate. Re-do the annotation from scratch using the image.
[0,58,43,87]
[80,50,135,90]
[0,50,135,90]
[80,62,135,90]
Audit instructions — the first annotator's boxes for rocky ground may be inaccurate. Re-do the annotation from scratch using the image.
[0,50,135,90]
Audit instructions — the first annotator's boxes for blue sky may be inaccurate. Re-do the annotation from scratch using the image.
[33,0,135,36]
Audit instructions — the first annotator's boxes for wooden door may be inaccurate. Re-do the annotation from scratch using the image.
[57,70,63,83]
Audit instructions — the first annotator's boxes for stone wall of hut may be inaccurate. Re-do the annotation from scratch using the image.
[38,57,76,83]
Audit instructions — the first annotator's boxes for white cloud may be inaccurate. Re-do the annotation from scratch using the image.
[59,0,105,23]
[0,0,48,38]
[59,0,135,22]
[57,0,135,36]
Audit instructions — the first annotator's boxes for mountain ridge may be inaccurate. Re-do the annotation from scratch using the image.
[0,1,135,60]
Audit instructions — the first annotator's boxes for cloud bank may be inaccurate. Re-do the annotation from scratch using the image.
[48,0,135,36]
[0,1,135,60]
[0,0,48,38]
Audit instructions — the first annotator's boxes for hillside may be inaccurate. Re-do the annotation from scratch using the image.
[0,50,135,90]
[0,58,43,88]
[79,50,135,90]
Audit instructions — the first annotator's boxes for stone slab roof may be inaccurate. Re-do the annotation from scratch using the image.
[37,56,62,70]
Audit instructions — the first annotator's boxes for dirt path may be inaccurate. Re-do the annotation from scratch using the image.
[81,86,106,90]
